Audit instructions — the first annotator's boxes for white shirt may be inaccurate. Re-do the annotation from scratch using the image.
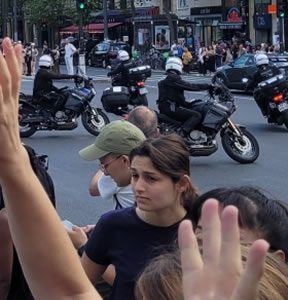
[65,43,76,57]
[97,174,135,209]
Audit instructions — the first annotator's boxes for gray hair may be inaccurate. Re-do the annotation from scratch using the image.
[127,106,158,138]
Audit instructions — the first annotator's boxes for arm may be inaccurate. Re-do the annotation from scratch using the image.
[81,254,107,285]
[172,75,210,91]
[44,71,74,81]
[89,170,103,196]
[0,208,13,299]
[108,63,123,76]
[0,38,100,300]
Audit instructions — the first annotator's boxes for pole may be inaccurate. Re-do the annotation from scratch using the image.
[13,0,18,41]
[280,17,284,53]
[78,9,86,74]
[103,0,108,40]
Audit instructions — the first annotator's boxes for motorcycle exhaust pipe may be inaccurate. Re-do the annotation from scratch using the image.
[21,116,44,123]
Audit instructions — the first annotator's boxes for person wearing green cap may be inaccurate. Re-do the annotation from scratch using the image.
[79,119,146,207]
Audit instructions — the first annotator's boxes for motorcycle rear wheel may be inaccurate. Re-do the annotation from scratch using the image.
[134,94,148,106]
[221,128,259,164]
[81,109,110,136]
[19,104,38,138]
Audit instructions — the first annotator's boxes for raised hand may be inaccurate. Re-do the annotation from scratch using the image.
[179,199,269,300]
[0,38,26,170]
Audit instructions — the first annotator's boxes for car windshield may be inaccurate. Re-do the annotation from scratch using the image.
[95,43,109,51]
[111,44,127,51]
[233,56,252,67]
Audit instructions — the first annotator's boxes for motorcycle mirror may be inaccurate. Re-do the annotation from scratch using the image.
[242,78,248,83]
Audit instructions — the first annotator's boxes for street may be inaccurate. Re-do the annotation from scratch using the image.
[21,67,288,225]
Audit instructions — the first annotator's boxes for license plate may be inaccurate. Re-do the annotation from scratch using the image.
[139,87,148,95]
[278,102,288,112]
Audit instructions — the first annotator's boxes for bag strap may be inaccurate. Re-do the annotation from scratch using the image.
[114,194,123,210]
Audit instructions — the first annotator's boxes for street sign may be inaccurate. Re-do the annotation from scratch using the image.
[268,4,277,14]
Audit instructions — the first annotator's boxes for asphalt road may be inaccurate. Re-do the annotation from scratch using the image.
[20,67,288,225]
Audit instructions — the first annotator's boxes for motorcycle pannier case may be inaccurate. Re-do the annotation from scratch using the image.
[202,106,228,130]
[128,66,151,84]
[101,86,130,112]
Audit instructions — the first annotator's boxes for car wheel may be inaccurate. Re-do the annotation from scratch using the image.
[102,59,107,69]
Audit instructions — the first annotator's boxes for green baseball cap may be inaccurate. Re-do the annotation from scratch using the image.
[79,120,146,161]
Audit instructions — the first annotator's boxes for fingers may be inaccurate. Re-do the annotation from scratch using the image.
[218,206,242,296]
[178,220,203,298]
[201,199,221,269]
[0,40,12,104]
[233,239,269,300]
[4,39,23,101]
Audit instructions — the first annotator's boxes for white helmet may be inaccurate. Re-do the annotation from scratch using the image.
[39,55,53,67]
[118,50,129,61]
[165,57,183,74]
[255,54,269,66]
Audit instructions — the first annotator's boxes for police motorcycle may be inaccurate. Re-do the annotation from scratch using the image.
[101,65,151,116]
[243,74,288,129]
[158,78,260,164]
[19,73,109,138]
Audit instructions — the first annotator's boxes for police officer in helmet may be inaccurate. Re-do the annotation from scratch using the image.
[246,53,281,116]
[157,57,213,140]
[107,50,135,87]
[33,54,80,113]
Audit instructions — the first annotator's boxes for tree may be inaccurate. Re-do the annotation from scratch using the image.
[163,0,176,43]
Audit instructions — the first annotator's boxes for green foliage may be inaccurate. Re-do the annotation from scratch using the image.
[23,0,102,27]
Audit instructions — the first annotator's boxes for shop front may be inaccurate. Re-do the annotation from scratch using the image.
[190,6,222,47]
[134,14,178,52]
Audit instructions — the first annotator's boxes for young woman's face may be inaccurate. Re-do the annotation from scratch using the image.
[130,156,182,212]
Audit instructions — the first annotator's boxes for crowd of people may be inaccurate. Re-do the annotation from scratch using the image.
[0,36,288,300]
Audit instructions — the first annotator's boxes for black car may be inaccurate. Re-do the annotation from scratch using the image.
[214,54,288,90]
[87,41,130,68]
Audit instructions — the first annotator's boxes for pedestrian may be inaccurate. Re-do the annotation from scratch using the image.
[51,45,60,74]
[177,40,184,59]
[182,47,192,74]
[237,43,246,57]
[41,40,49,55]
[223,46,233,65]
[64,38,77,75]
[31,43,38,76]
[80,134,199,299]
[206,45,215,74]
[215,43,223,68]
[198,44,207,76]
[171,40,178,56]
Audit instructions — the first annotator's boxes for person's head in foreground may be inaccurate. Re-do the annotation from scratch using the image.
[127,106,159,138]
[79,120,146,187]
[136,233,288,300]
[191,186,288,262]
[129,134,199,215]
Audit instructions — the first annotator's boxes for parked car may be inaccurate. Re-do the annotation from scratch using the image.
[214,54,288,90]
[86,40,130,68]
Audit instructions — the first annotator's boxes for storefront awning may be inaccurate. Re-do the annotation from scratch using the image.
[60,22,122,33]
[218,21,244,30]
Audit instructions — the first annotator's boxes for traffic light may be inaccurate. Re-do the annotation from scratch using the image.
[278,1,287,18]
[76,0,86,10]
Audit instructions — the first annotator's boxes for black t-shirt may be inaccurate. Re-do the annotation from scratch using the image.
[85,207,187,300]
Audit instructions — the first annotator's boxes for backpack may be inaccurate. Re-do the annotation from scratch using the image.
[0,144,55,210]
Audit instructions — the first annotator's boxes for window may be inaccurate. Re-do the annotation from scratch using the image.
[233,55,249,67]
[95,43,109,51]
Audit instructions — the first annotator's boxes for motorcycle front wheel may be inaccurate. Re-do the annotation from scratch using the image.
[81,109,110,136]
[19,104,38,138]
[221,128,259,164]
